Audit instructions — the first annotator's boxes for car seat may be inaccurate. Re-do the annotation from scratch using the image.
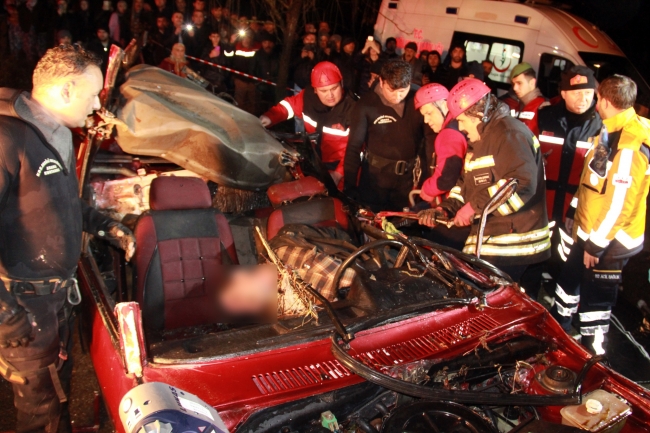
[133,176,238,332]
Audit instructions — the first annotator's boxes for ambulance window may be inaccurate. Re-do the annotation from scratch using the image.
[538,53,574,100]
[451,32,524,89]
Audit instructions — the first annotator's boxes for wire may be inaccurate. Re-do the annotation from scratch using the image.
[610,313,650,361]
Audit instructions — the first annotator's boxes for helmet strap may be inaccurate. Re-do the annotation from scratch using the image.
[433,100,447,118]
[481,94,491,123]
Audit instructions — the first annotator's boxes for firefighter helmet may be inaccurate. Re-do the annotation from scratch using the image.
[414,83,449,110]
[446,78,491,122]
[311,61,343,88]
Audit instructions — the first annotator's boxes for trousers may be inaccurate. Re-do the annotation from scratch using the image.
[551,240,632,337]
[0,289,72,433]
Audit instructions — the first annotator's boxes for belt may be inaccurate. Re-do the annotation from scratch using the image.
[366,152,415,175]
[1,276,81,305]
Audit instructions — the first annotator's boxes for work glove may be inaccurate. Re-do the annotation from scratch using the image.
[99,221,136,262]
[417,207,447,228]
[454,202,476,227]
[0,307,32,348]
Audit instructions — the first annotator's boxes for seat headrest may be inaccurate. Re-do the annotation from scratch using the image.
[150,176,212,211]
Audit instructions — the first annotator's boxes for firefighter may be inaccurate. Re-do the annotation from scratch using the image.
[260,61,356,187]
[418,79,551,282]
[228,29,259,113]
[0,45,135,432]
[551,75,650,355]
[502,62,549,135]
[343,59,432,211]
[537,66,602,277]
[414,83,469,250]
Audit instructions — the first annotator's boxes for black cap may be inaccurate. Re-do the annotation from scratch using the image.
[560,65,597,91]
[386,37,396,44]
[405,41,418,51]
[341,36,355,48]
[465,61,484,80]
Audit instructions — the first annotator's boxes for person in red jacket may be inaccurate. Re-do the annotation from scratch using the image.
[414,83,467,203]
[502,62,549,136]
[260,61,356,187]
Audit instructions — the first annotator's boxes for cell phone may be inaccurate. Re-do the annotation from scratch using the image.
[186,24,194,31]
[368,36,374,41]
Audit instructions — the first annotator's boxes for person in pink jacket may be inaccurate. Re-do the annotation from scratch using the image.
[414,83,468,203]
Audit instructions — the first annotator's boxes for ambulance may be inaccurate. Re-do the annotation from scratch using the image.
[373,0,649,115]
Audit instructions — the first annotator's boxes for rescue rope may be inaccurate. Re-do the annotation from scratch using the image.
[148,38,297,92]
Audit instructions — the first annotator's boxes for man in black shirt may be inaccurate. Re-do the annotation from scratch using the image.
[344,59,430,211]
[439,43,467,90]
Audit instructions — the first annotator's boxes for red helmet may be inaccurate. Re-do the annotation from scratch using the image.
[414,83,449,110]
[311,61,343,88]
[446,78,491,122]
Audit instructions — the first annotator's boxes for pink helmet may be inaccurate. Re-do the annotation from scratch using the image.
[414,83,449,110]
[446,78,491,122]
[311,61,343,88]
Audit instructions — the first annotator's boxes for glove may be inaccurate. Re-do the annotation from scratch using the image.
[565,217,574,235]
[259,115,271,127]
[100,221,136,262]
[0,307,32,348]
[454,202,476,227]
[417,207,447,228]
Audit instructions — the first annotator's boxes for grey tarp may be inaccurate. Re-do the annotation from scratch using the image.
[114,65,287,190]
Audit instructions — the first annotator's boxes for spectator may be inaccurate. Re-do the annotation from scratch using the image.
[421,49,441,85]
[482,60,498,94]
[164,11,184,47]
[192,0,205,12]
[302,31,316,45]
[73,0,95,44]
[200,30,227,91]
[257,19,276,43]
[252,33,279,115]
[357,37,383,95]
[94,0,113,33]
[316,30,329,61]
[174,0,190,21]
[184,9,209,57]
[502,62,549,135]
[318,20,330,34]
[463,61,484,80]
[109,0,131,47]
[550,75,650,355]
[55,29,72,46]
[419,49,429,63]
[129,0,151,43]
[54,0,75,36]
[439,43,467,90]
[144,14,170,65]
[384,36,398,59]
[231,30,259,113]
[159,42,188,76]
[304,22,316,35]
[537,66,601,282]
[291,43,316,90]
[86,24,119,75]
[17,0,50,62]
[152,0,173,21]
[402,41,423,86]
[344,59,432,211]
[237,15,248,32]
[334,36,356,93]
[328,34,341,57]
[249,15,262,35]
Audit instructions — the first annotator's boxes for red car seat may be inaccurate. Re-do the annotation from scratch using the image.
[266,197,349,240]
[134,176,238,332]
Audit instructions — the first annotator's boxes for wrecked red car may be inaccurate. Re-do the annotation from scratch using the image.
[75,61,650,433]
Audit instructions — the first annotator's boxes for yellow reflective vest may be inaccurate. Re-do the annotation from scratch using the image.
[572,107,650,255]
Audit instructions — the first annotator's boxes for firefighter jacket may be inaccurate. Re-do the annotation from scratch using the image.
[226,41,259,82]
[537,101,602,224]
[440,102,551,267]
[0,89,115,283]
[572,107,650,257]
[502,88,549,136]
[421,120,467,200]
[263,87,356,176]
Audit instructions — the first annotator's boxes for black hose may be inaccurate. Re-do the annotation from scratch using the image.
[331,335,581,406]
[355,417,377,433]
[573,354,608,395]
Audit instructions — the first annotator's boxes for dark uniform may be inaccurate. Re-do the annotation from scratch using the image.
[0,89,119,432]
[343,86,430,211]
[537,100,602,276]
[439,102,551,276]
